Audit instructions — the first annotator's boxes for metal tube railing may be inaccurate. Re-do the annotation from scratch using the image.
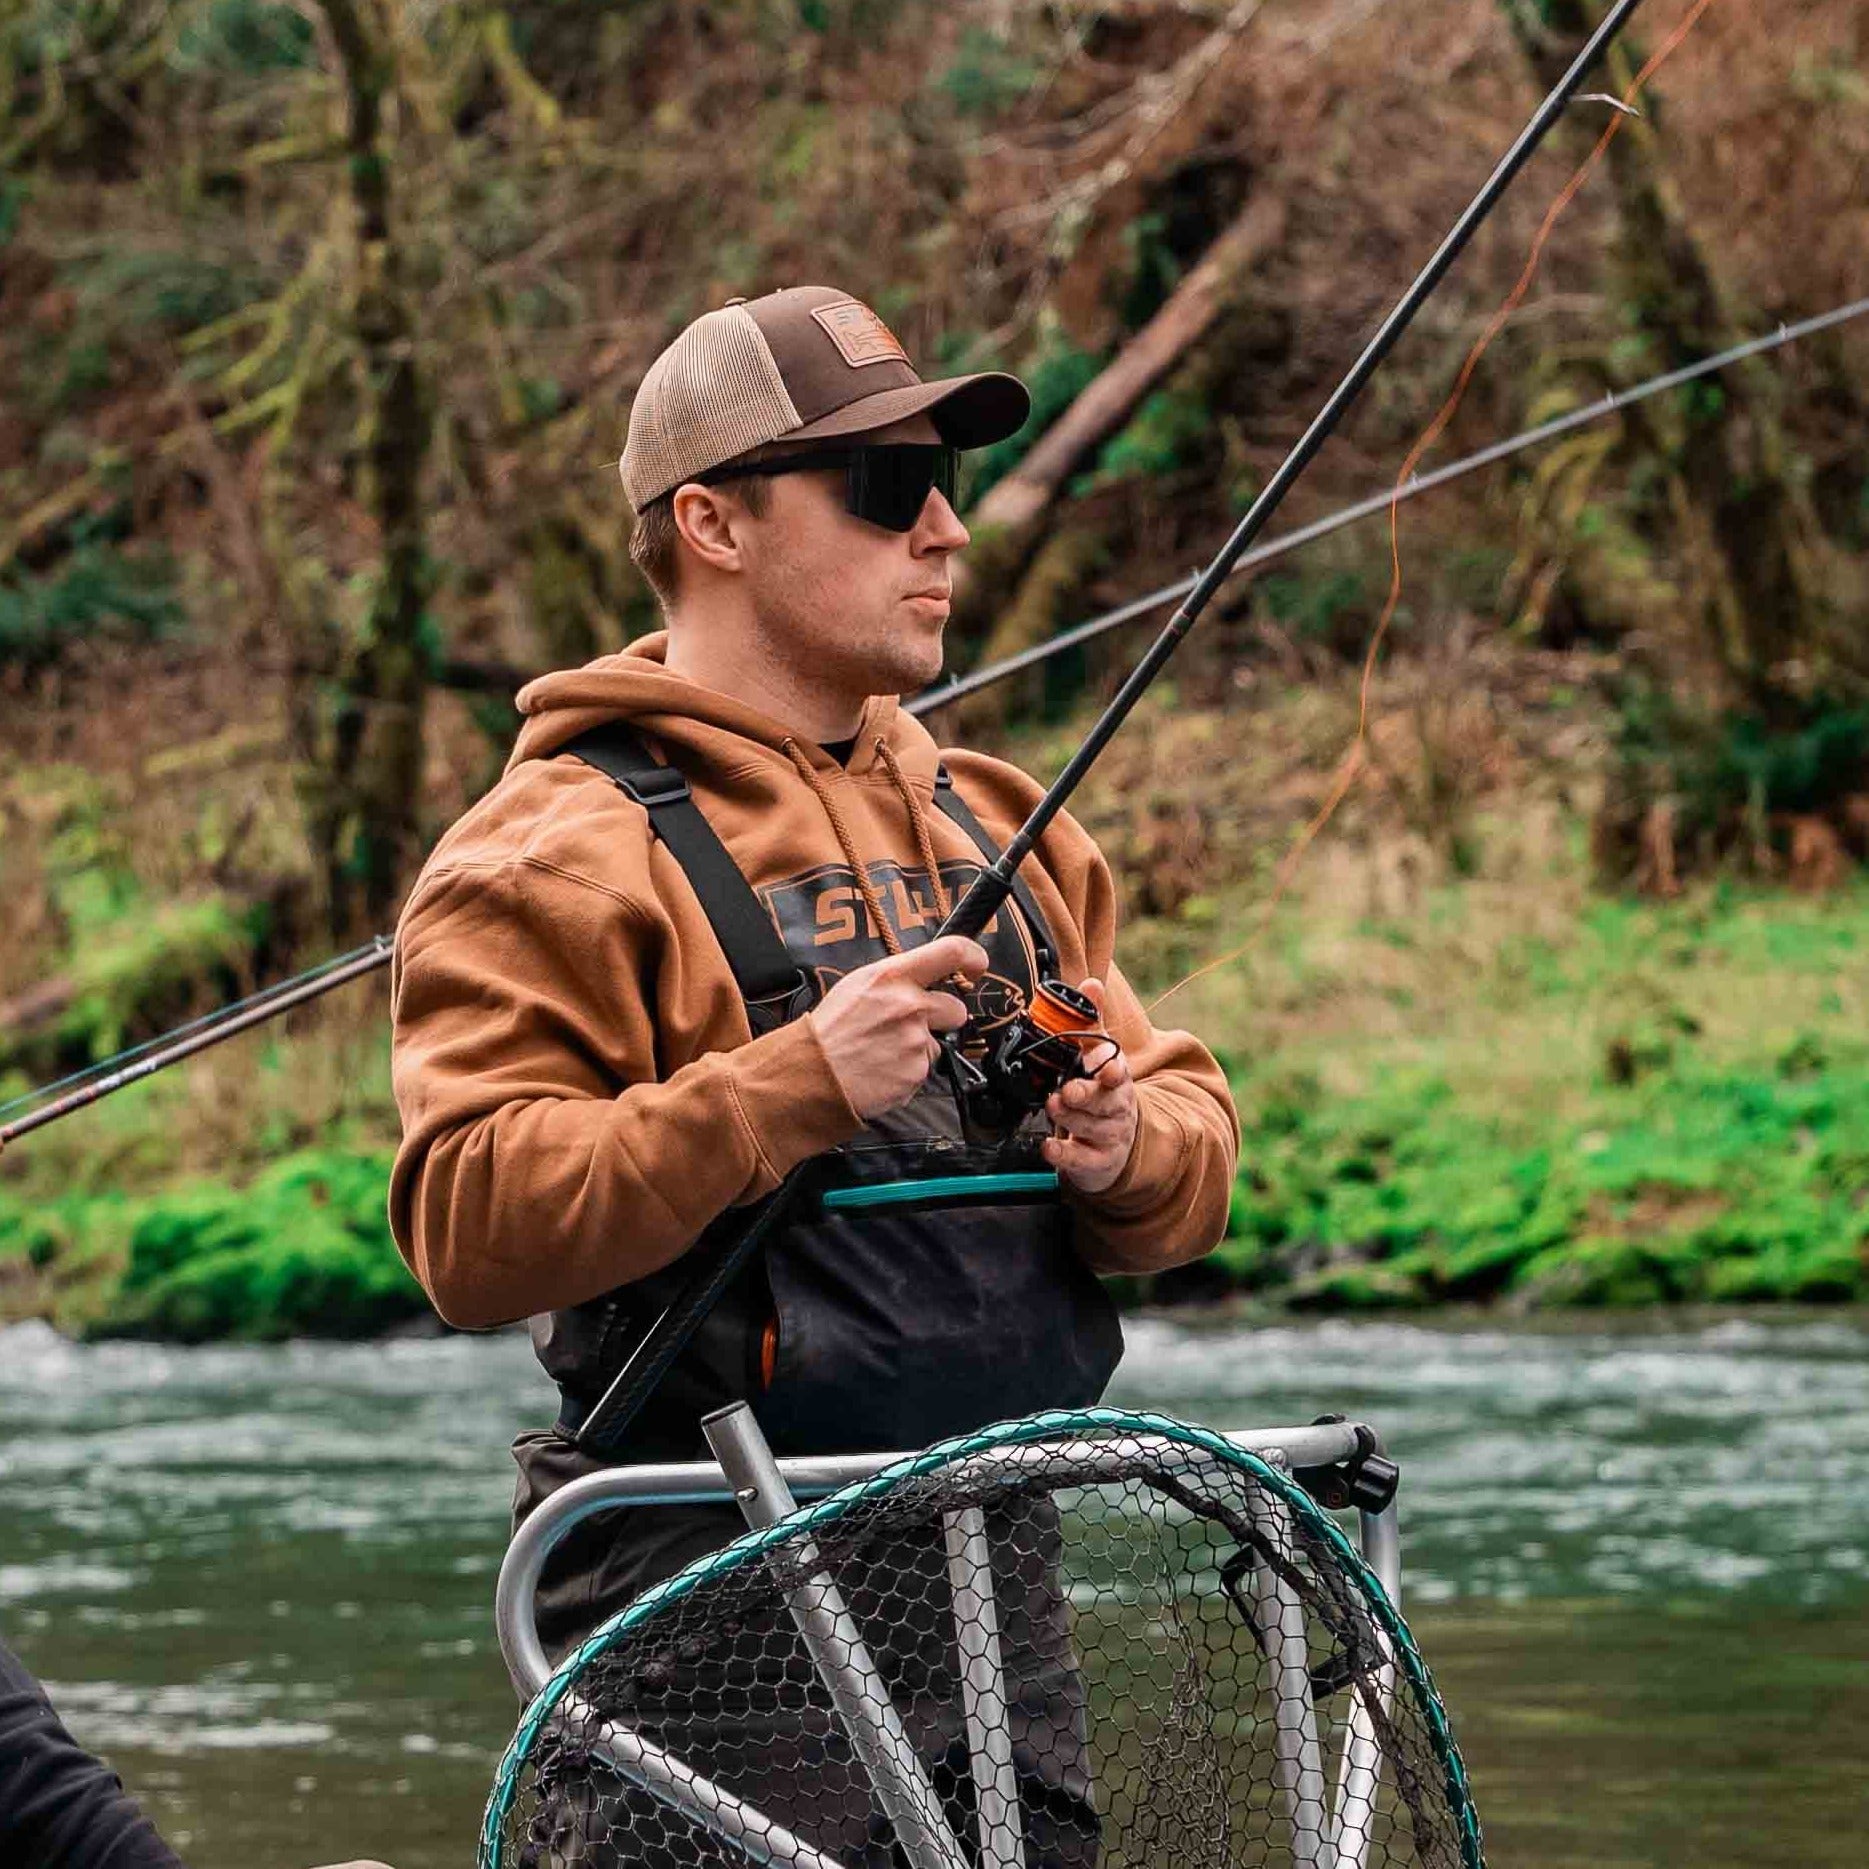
[943,1502,1022,1869]
[703,1404,971,1869]
[495,1419,1375,1699]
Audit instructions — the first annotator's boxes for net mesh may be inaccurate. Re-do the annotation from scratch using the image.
[484,1412,1480,1869]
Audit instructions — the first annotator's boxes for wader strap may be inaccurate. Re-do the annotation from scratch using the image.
[933,766,1060,977]
[564,722,810,1034]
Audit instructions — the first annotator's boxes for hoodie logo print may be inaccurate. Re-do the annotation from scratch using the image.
[759,858,1036,1006]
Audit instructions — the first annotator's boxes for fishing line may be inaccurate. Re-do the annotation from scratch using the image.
[1151,0,1719,1015]
[907,295,1869,716]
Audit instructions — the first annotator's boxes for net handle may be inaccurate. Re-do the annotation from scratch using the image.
[705,1404,973,1869]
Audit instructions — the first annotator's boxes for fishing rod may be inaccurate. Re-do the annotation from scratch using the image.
[574,0,1663,1453]
[936,0,1650,951]
[0,936,391,1151]
[8,287,1855,1151]
[0,934,394,1127]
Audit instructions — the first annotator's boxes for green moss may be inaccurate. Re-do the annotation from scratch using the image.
[2,762,269,1074]
[171,0,315,72]
[1077,389,1210,489]
[1171,873,1869,1312]
[963,328,1104,505]
[935,27,1041,118]
[57,896,265,1060]
[1260,566,1372,651]
[0,176,27,248]
[64,245,267,342]
[1,1148,423,1342]
[1212,1049,1869,1312]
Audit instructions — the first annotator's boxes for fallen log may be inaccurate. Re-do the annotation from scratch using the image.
[954,193,1285,628]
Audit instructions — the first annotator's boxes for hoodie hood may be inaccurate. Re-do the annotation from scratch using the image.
[507,632,940,792]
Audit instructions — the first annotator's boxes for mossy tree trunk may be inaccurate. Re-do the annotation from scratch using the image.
[1502,0,1838,716]
[297,0,436,937]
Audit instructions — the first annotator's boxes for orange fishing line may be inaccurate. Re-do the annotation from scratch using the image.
[1150,0,1718,1016]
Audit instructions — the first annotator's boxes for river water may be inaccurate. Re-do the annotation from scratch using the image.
[1,1312,1864,1867]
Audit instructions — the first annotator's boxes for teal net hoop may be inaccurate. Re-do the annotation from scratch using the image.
[483,1407,1482,1869]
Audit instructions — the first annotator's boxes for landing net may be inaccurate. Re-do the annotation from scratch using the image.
[482,1408,1481,1869]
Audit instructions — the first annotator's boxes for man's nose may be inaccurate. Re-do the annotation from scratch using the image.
[912,489,970,554]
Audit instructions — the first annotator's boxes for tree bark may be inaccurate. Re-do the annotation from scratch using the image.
[952,194,1284,640]
[954,528,1108,736]
[1501,0,1839,713]
[0,977,74,1051]
[301,0,437,935]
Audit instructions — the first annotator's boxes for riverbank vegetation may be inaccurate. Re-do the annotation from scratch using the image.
[6,681,1869,1333]
[2,0,1867,1335]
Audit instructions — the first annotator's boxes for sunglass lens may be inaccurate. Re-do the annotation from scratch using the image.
[849,446,958,531]
[935,446,958,506]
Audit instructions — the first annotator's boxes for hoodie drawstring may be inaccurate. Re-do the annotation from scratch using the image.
[875,737,954,924]
[782,739,902,957]
[780,736,955,953]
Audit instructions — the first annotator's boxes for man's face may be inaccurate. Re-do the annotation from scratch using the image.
[730,412,970,698]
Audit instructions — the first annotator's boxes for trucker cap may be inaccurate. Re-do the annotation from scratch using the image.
[619,285,1031,513]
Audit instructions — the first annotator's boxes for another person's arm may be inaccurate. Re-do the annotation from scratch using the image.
[1,1634,182,1869]
[0,1634,399,1869]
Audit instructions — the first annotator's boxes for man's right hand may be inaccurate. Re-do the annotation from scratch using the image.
[807,935,989,1120]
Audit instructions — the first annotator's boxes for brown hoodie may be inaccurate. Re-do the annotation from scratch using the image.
[388,635,1240,1329]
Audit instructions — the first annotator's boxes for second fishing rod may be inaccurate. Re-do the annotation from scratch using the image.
[21,279,1866,1152]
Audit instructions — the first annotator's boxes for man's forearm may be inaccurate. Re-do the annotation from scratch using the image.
[390,1017,860,1328]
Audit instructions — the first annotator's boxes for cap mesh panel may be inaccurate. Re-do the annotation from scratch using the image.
[622,308,803,510]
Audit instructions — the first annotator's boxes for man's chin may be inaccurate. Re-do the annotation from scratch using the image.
[903,644,948,698]
[877,624,946,696]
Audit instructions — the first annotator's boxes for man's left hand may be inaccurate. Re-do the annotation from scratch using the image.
[1040,978,1138,1195]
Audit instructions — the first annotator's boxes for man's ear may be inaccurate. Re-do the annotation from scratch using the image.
[670,483,748,575]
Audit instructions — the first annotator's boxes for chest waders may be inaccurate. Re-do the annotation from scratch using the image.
[528,722,1123,1487]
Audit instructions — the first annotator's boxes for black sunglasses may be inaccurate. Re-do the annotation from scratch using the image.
[694,443,960,533]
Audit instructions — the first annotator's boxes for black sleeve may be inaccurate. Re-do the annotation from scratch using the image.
[0,1635,186,1869]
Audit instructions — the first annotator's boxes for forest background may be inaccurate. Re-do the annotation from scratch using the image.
[1,0,1866,1340]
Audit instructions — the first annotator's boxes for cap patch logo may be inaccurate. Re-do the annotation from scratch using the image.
[811,299,911,369]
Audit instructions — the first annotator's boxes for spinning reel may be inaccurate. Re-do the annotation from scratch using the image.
[939,978,1115,1144]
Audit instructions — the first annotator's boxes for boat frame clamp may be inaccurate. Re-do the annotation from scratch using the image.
[1303,1415,1403,1515]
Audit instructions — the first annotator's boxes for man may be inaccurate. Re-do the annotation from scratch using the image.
[389,285,1239,1855]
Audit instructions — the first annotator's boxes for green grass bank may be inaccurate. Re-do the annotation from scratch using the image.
[4,828,1868,1338]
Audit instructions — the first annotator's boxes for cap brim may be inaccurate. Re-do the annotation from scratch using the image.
[778,370,1030,451]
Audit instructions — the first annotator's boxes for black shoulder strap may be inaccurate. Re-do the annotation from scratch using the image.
[932,765,1060,978]
[563,722,809,1032]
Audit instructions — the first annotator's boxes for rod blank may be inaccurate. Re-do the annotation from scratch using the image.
[935,0,1653,943]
